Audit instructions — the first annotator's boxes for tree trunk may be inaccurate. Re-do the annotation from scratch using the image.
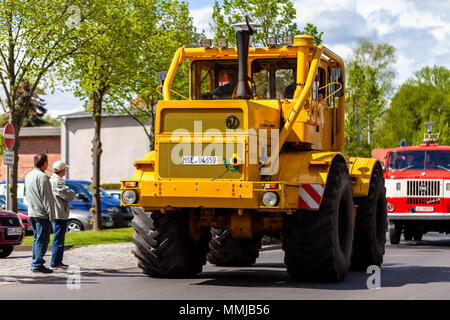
[8,122,20,214]
[91,92,103,231]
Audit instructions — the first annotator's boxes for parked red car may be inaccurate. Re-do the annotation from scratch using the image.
[0,209,25,258]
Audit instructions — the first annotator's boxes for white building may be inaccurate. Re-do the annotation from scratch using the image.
[59,111,151,184]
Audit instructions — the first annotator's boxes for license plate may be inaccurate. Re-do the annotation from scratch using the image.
[414,206,434,212]
[181,156,219,165]
[7,228,22,236]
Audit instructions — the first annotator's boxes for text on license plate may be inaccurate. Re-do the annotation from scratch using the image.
[414,206,434,212]
[182,156,220,165]
[7,228,22,236]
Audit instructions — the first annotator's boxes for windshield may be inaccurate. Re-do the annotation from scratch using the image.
[387,150,450,171]
[79,182,112,198]
[191,60,238,100]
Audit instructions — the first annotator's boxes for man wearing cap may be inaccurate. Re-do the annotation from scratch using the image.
[49,160,75,270]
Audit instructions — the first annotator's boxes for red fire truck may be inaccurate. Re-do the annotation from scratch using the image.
[384,123,450,244]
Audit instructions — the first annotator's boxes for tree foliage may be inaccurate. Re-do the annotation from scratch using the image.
[0,0,102,212]
[344,39,396,157]
[60,0,199,228]
[116,0,200,151]
[210,0,323,46]
[373,65,450,147]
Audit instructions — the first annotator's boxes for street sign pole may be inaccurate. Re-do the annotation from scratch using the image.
[3,123,16,211]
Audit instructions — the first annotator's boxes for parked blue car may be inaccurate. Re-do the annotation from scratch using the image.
[65,180,133,228]
[1,179,133,228]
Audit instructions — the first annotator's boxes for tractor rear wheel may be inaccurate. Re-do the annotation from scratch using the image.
[131,209,209,277]
[282,160,354,282]
[351,165,387,271]
[207,228,261,266]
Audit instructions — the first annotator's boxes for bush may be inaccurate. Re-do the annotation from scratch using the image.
[101,183,121,190]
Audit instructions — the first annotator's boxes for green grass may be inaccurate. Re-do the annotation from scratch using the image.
[21,227,133,246]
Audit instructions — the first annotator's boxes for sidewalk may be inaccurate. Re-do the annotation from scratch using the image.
[0,242,136,286]
[0,241,282,287]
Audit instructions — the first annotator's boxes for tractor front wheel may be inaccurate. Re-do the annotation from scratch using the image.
[131,209,209,277]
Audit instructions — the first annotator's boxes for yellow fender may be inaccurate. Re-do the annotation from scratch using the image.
[348,157,381,197]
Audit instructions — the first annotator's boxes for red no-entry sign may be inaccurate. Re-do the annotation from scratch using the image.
[3,123,15,150]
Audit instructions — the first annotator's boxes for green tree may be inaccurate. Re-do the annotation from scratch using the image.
[344,39,396,157]
[374,65,450,147]
[117,0,200,151]
[210,0,323,46]
[61,0,198,229]
[0,0,102,212]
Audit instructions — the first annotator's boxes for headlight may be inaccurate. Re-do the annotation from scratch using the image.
[387,203,395,212]
[261,192,279,207]
[122,190,138,204]
[107,206,120,213]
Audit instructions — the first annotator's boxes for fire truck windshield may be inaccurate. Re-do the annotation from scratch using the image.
[387,150,450,171]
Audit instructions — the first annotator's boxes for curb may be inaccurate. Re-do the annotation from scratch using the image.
[14,245,74,252]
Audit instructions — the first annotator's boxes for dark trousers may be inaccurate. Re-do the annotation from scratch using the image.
[51,219,68,267]
[30,217,51,269]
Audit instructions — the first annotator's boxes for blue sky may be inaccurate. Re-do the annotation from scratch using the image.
[45,0,450,117]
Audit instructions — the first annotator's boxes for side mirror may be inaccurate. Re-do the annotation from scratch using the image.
[331,68,344,97]
[76,193,89,202]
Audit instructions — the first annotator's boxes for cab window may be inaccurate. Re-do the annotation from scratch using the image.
[251,59,296,99]
[191,60,238,100]
[312,67,326,102]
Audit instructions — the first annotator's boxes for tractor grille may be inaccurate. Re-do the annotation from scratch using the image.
[0,217,20,227]
[407,180,440,197]
[158,142,244,179]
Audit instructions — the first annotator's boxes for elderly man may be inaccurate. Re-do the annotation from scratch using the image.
[50,161,75,270]
[25,154,55,273]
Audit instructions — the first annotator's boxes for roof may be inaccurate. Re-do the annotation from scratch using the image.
[388,144,450,152]
[0,127,61,137]
[58,110,130,120]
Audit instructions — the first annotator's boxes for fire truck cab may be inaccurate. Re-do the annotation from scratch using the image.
[384,124,450,244]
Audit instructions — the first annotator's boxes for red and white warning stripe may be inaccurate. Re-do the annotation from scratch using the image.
[298,184,325,210]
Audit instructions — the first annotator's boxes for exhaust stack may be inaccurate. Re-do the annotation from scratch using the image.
[233,16,260,99]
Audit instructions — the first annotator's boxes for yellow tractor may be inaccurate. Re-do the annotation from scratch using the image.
[121,18,387,281]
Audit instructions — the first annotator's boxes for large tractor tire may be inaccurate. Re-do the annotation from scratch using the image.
[207,228,261,266]
[131,209,209,277]
[351,165,387,271]
[282,160,354,282]
[389,223,402,244]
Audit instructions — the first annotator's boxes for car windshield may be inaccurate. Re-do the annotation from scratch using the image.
[78,182,112,198]
[387,150,450,171]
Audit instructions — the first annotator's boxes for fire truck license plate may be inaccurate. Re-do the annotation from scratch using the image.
[182,156,219,165]
[414,206,434,212]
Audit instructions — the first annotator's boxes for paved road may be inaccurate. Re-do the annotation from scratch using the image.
[0,233,449,300]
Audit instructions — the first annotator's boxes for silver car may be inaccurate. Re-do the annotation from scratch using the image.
[67,209,114,233]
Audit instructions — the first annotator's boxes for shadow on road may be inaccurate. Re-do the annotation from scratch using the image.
[193,263,450,290]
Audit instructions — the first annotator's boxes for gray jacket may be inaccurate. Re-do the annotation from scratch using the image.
[50,173,75,220]
[25,168,55,221]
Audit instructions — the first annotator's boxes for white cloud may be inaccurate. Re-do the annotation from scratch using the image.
[191,6,214,37]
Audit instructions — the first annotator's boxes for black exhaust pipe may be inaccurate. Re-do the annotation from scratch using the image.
[235,16,254,100]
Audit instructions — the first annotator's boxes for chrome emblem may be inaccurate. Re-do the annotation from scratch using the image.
[418,184,428,194]
[8,219,13,225]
